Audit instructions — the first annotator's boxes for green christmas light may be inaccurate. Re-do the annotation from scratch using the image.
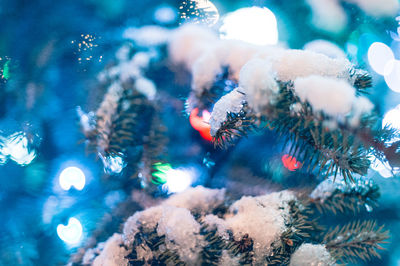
[151,162,172,184]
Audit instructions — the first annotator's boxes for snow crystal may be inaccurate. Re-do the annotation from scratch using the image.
[164,186,226,213]
[289,243,335,266]
[239,58,279,113]
[274,50,350,82]
[168,24,218,69]
[209,89,246,136]
[304,40,346,59]
[225,190,296,263]
[294,75,356,116]
[92,234,129,266]
[123,25,171,47]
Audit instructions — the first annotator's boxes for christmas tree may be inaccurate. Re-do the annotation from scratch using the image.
[1,0,400,265]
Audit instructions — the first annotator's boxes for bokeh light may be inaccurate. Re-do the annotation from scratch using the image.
[384,60,400,93]
[220,7,278,45]
[0,132,36,166]
[281,154,302,171]
[179,0,219,26]
[189,108,212,141]
[367,42,394,75]
[59,166,86,191]
[154,5,177,24]
[56,217,83,245]
[162,167,196,193]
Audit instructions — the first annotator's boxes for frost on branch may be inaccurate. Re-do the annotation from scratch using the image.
[78,186,388,265]
[77,28,167,183]
[310,175,380,214]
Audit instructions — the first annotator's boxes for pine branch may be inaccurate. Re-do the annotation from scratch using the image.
[311,177,380,214]
[212,103,258,149]
[211,81,372,182]
[323,220,389,264]
[265,200,321,265]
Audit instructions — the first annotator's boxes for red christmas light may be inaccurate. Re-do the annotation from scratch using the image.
[281,154,302,171]
[189,108,212,141]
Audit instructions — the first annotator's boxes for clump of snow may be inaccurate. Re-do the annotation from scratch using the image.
[168,24,218,69]
[164,186,226,213]
[225,190,296,263]
[209,89,246,136]
[156,206,204,263]
[275,50,350,82]
[135,77,157,100]
[203,214,230,240]
[304,40,346,59]
[135,243,153,262]
[123,204,204,264]
[92,234,129,266]
[289,243,335,266]
[123,206,164,246]
[239,59,279,113]
[191,44,224,93]
[123,25,171,47]
[96,186,304,264]
[219,250,241,266]
[293,75,356,116]
[220,40,263,80]
[349,96,374,127]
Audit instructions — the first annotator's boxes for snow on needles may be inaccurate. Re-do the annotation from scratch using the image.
[168,24,373,129]
[294,75,356,116]
[209,89,246,136]
[293,75,373,123]
[239,59,279,113]
[90,186,300,265]
[289,243,336,266]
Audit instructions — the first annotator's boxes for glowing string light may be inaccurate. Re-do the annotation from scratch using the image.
[282,154,302,171]
[152,162,196,193]
[189,108,212,141]
[57,217,83,245]
[59,166,86,191]
[220,7,279,45]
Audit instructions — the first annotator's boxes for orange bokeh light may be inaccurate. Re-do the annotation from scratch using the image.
[189,108,212,141]
[281,154,302,171]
